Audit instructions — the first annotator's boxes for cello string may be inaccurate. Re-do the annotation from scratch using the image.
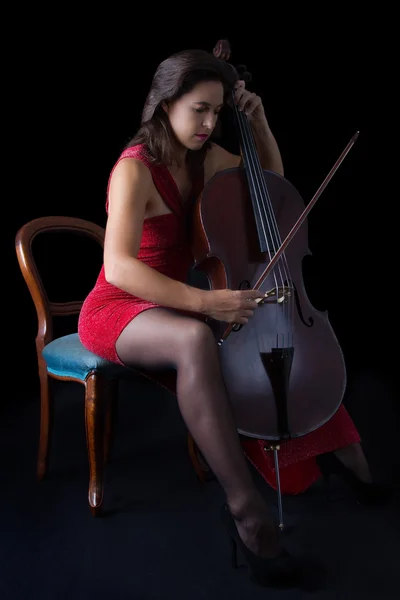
[231,100,275,267]
[232,103,285,348]
[236,111,289,287]
[234,109,294,345]
[232,101,279,257]
[234,102,293,348]
[231,98,280,282]
[235,110,286,349]
[239,112,294,348]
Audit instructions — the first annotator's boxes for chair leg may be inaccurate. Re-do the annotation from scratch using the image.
[37,366,54,481]
[85,373,106,517]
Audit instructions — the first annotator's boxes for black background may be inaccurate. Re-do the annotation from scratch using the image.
[10,19,394,400]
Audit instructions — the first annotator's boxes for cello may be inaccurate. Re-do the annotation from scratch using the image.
[190,39,359,525]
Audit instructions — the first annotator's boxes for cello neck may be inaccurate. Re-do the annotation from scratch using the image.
[231,92,281,256]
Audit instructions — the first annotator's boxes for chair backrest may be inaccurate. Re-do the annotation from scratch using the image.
[15,216,105,355]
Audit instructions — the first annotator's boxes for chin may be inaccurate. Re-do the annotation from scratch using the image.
[185,141,203,151]
[192,137,208,147]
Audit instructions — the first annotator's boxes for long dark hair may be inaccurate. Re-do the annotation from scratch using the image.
[124,49,238,168]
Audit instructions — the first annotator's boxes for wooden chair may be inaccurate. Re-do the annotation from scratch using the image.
[15,216,210,517]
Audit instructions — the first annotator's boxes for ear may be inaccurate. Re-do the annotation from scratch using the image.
[161,101,169,114]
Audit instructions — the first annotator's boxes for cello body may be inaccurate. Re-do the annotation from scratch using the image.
[191,166,347,442]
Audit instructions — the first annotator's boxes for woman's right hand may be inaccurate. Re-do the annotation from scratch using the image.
[203,288,265,324]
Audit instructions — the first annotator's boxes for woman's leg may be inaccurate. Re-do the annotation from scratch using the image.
[116,307,280,558]
[334,443,372,483]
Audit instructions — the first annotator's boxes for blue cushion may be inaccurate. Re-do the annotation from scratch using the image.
[42,333,128,381]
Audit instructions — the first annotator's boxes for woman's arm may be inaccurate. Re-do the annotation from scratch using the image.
[104,158,207,313]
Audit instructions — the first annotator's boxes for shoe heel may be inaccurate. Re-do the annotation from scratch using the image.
[220,504,326,590]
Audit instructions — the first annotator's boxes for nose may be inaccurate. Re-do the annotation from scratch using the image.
[202,113,217,130]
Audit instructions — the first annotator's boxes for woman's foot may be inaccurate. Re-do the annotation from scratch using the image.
[221,503,326,590]
[227,495,281,558]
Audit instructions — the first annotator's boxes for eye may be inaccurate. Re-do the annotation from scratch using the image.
[193,108,221,115]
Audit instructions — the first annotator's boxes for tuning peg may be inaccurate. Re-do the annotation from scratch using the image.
[237,64,252,83]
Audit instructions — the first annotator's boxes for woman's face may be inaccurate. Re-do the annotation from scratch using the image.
[165,80,224,151]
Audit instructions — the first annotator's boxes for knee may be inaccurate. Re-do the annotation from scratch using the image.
[180,320,216,358]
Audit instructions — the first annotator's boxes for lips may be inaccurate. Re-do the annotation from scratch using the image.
[195,134,208,139]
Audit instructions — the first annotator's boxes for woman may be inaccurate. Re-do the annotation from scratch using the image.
[78,48,380,589]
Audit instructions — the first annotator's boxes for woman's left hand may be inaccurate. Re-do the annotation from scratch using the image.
[233,80,266,122]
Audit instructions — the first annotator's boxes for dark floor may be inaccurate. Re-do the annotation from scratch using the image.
[1,365,399,600]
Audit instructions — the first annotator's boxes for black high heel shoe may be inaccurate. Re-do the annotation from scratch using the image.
[316,452,391,506]
[220,504,326,591]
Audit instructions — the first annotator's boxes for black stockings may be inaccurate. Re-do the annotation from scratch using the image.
[116,307,280,556]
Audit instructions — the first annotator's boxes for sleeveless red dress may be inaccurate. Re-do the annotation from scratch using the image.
[78,143,360,495]
[78,144,202,363]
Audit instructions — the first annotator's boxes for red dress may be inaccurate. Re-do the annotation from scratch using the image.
[78,143,360,495]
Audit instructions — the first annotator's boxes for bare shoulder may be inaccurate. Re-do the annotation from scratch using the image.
[110,156,153,192]
[105,156,155,263]
[108,157,153,211]
[204,142,241,183]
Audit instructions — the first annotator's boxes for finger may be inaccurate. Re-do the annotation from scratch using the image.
[236,91,249,111]
[234,88,245,109]
[235,316,249,325]
[233,82,246,105]
[243,93,261,115]
[235,290,263,306]
[243,289,265,300]
[241,299,259,310]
